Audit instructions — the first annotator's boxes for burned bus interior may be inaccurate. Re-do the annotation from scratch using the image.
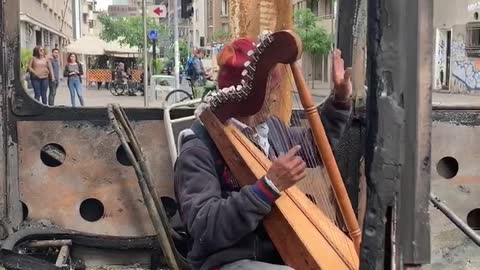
[0,0,479,269]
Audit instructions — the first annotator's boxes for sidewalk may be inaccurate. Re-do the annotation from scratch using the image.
[24,80,480,108]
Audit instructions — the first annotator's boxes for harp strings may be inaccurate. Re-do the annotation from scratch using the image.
[281,62,357,260]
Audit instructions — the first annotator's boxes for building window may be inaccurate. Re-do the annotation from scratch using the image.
[222,23,229,32]
[89,21,95,29]
[319,0,333,18]
[221,0,228,16]
[307,0,319,16]
[466,22,480,57]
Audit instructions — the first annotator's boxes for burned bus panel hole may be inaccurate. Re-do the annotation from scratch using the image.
[40,143,66,167]
[116,143,134,166]
[21,201,29,221]
[80,198,104,222]
[467,208,480,230]
[161,197,178,218]
[436,156,459,179]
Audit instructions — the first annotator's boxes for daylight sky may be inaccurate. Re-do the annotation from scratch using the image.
[96,0,113,11]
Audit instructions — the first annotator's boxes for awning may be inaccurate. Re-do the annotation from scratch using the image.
[64,35,107,55]
[104,40,140,56]
[65,36,140,56]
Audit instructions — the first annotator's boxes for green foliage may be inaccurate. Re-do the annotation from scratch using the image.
[164,40,191,68]
[294,8,331,55]
[212,30,232,43]
[20,49,33,72]
[150,59,164,74]
[98,15,167,49]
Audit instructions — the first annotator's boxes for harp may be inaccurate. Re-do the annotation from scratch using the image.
[198,30,361,270]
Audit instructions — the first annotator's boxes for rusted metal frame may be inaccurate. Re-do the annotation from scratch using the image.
[3,0,23,231]
[363,0,432,268]
[112,104,184,243]
[429,193,480,247]
[25,239,72,248]
[55,245,69,267]
[107,104,182,270]
[337,0,357,67]
[1,227,159,250]
[0,0,8,232]
[399,0,432,265]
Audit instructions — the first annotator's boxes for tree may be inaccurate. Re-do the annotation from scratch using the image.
[164,40,191,69]
[212,30,232,43]
[294,8,332,88]
[98,15,167,49]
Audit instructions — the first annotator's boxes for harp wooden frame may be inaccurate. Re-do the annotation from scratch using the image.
[199,30,361,270]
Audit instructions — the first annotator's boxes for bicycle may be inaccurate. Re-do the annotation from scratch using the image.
[110,80,144,96]
[164,77,217,105]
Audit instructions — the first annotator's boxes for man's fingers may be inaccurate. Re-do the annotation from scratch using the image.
[293,171,307,182]
[284,145,301,159]
[345,67,352,81]
[291,161,306,176]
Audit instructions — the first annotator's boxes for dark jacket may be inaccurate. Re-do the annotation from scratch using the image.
[63,62,84,83]
[174,96,351,270]
[192,56,205,83]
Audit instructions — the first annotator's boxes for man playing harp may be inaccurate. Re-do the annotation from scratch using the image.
[174,37,352,270]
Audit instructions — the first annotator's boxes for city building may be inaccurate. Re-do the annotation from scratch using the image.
[193,0,208,48]
[113,0,129,4]
[192,0,229,49]
[167,0,194,48]
[108,5,139,17]
[19,0,75,51]
[433,0,480,94]
[292,0,334,85]
[108,0,154,17]
[73,0,103,39]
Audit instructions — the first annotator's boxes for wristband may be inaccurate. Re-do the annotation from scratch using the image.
[263,175,281,195]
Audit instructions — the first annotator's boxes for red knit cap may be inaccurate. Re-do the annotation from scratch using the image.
[217,38,257,89]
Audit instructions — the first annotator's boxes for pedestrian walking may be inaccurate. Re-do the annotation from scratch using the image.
[63,53,85,107]
[28,46,54,104]
[48,48,61,106]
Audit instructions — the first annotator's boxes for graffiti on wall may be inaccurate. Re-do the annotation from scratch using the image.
[451,33,480,93]
[434,31,447,89]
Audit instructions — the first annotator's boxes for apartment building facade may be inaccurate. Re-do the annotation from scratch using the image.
[292,0,334,85]
[192,0,229,49]
[19,0,75,51]
[108,0,154,17]
[167,0,193,48]
[433,0,480,94]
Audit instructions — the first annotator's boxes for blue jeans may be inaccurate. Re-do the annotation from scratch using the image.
[68,78,85,107]
[31,78,49,105]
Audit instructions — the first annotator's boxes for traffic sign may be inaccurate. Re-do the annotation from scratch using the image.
[148,30,159,41]
[149,5,167,18]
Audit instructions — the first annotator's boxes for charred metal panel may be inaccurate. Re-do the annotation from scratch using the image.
[0,0,194,242]
[337,0,356,66]
[18,120,175,237]
[422,110,480,270]
[363,0,432,268]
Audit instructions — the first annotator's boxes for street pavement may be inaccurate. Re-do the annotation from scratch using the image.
[25,80,480,109]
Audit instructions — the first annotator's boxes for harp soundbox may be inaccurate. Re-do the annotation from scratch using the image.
[198,30,361,270]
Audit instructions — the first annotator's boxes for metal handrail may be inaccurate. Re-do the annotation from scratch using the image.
[430,192,480,247]
[164,98,202,166]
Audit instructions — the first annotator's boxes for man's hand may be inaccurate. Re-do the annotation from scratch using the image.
[332,49,352,101]
[266,145,307,192]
